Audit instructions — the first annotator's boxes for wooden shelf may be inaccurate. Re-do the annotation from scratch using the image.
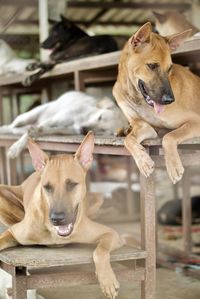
[0,37,199,87]
[0,244,146,268]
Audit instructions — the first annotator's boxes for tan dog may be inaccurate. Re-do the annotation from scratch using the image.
[153,11,199,36]
[113,22,200,184]
[0,132,124,299]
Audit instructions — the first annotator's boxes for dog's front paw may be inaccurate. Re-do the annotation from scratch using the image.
[115,125,132,137]
[96,266,119,299]
[26,62,39,71]
[7,144,20,159]
[165,152,184,184]
[135,149,154,178]
[22,74,38,86]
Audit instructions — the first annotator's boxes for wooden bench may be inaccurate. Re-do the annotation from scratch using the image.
[0,244,146,299]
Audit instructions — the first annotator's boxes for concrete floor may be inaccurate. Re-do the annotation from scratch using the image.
[39,268,200,299]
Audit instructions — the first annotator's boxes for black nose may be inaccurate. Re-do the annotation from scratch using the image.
[161,94,175,105]
[81,127,89,135]
[50,211,66,226]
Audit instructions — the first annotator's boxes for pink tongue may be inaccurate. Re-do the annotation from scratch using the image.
[56,223,73,236]
[153,102,164,114]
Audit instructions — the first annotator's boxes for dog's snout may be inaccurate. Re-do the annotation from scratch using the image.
[161,94,175,105]
[50,211,66,226]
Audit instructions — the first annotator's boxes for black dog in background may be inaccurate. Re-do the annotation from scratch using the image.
[24,15,118,86]
[157,196,200,225]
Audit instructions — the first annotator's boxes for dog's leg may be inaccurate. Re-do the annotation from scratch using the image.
[93,227,122,299]
[124,119,157,177]
[11,104,48,128]
[78,219,123,299]
[162,118,200,184]
[7,133,29,159]
[0,230,19,251]
[0,185,24,227]
[23,63,55,86]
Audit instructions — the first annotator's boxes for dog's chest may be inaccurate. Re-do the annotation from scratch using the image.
[121,100,167,128]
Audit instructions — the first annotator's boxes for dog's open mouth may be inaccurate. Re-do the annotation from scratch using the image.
[56,205,79,237]
[138,79,164,114]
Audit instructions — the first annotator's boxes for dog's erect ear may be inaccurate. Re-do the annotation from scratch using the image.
[27,138,48,172]
[74,131,94,171]
[60,14,68,22]
[130,22,152,49]
[48,18,57,25]
[165,29,192,52]
[152,11,167,24]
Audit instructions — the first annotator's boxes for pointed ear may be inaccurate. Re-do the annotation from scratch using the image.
[48,18,57,25]
[152,11,166,23]
[165,29,192,52]
[74,131,94,171]
[60,14,67,22]
[27,138,48,172]
[130,22,152,49]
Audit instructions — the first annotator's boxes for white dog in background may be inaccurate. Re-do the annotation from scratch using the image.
[152,11,199,36]
[0,91,128,158]
[0,39,35,75]
[0,268,44,299]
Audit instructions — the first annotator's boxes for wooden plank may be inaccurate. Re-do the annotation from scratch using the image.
[0,245,146,267]
[26,267,145,289]
[67,1,191,11]
[0,51,121,87]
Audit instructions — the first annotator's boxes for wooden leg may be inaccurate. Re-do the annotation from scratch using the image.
[126,156,135,219]
[140,171,156,299]
[182,168,192,257]
[12,267,27,299]
[74,70,85,91]
[6,155,17,185]
[0,147,6,184]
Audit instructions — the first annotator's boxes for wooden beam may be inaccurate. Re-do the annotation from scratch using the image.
[13,19,145,27]
[0,0,37,5]
[67,1,191,11]
[87,8,108,26]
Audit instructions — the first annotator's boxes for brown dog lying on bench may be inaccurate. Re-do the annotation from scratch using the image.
[0,132,124,299]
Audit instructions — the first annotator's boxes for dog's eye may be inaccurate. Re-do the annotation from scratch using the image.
[66,179,78,192]
[98,115,102,121]
[43,183,54,193]
[147,63,159,71]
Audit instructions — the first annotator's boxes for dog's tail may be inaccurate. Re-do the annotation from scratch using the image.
[7,133,29,159]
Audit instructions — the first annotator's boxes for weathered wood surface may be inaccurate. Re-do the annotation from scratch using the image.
[0,245,146,267]
[1,133,200,147]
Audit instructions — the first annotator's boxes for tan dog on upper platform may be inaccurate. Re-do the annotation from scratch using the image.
[0,132,124,299]
[113,22,200,184]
